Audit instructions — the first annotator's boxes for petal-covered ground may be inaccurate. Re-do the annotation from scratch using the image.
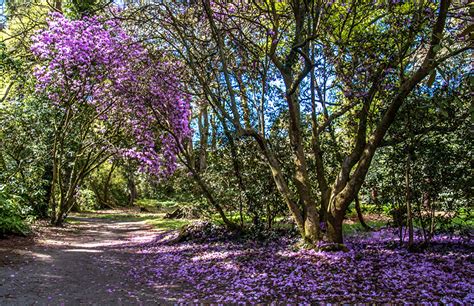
[127,227,473,304]
[1,216,472,304]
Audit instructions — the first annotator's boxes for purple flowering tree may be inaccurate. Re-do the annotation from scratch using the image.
[31,13,191,225]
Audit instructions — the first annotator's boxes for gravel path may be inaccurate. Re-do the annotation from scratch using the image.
[0,217,172,305]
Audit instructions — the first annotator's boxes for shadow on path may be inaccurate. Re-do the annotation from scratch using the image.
[0,217,173,305]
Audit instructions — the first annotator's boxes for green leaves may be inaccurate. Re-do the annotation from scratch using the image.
[432,44,442,54]
[0,189,32,236]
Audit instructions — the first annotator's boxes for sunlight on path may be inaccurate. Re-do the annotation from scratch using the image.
[0,217,169,305]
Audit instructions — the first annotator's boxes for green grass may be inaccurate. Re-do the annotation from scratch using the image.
[210,211,290,227]
[135,198,194,213]
[145,217,190,230]
[343,220,386,235]
[135,199,161,211]
[451,209,473,228]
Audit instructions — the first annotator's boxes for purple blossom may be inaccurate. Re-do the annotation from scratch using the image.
[31,13,192,178]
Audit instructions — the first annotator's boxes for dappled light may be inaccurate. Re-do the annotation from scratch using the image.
[0,0,472,304]
[64,249,102,253]
[124,229,472,303]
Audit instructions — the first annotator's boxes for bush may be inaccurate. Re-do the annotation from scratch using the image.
[0,190,31,236]
[76,189,99,211]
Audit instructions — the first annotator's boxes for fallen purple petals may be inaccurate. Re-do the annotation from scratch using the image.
[124,228,473,303]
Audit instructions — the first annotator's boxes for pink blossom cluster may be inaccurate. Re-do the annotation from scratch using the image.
[31,13,191,177]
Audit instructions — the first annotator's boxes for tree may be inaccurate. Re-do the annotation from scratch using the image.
[316,0,471,243]
[133,0,470,245]
[31,13,191,225]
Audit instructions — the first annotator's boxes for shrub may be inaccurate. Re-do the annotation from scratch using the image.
[76,189,99,211]
[0,189,31,236]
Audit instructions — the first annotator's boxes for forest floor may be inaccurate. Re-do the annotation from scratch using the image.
[0,214,175,305]
[0,211,472,304]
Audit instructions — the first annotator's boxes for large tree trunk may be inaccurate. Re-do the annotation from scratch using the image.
[51,192,75,226]
[202,0,323,243]
[327,210,344,244]
[322,0,451,245]
[283,74,320,243]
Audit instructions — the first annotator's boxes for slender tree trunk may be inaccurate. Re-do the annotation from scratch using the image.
[49,137,59,223]
[429,198,435,240]
[191,168,238,230]
[423,181,435,239]
[406,148,414,248]
[355,194,371,231]
[198,105,209,172]
[285,89,320,244]
[210,114,218,151]
[235,73,252,129]
[221,117,252,227]
[266,201,272,230]
[241,130,306,237]
[39,163,53,218]
[103,161,117,207]
[173,140,239,231]
[53,0,62,11]
[127,174,137,207]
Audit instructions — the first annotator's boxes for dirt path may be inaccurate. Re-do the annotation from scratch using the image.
[0,217,172,305]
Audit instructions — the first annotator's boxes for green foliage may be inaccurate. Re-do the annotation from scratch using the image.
[0,90,54,218]
[64,0,109,18]
[342,221,385,236]
[76,189,99,211]
[135,199,190,213]
[86,161,130,208]
[0,189,31,236]
[146,217,190,231]
[433,207,473,235]
[0,0,471,244]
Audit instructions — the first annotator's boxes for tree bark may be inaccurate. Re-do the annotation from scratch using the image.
[405,148,414,248]
[327,212,344,244]
[324,0,452,244]
[103,161,117,208]
[197,105,209,172]
[220,116,254,227]
[355,194,371,231]
[127,173,137,207]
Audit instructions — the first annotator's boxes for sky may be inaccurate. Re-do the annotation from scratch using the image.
[0,1,5,23]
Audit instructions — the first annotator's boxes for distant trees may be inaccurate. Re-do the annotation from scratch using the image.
[364,62,472,246]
